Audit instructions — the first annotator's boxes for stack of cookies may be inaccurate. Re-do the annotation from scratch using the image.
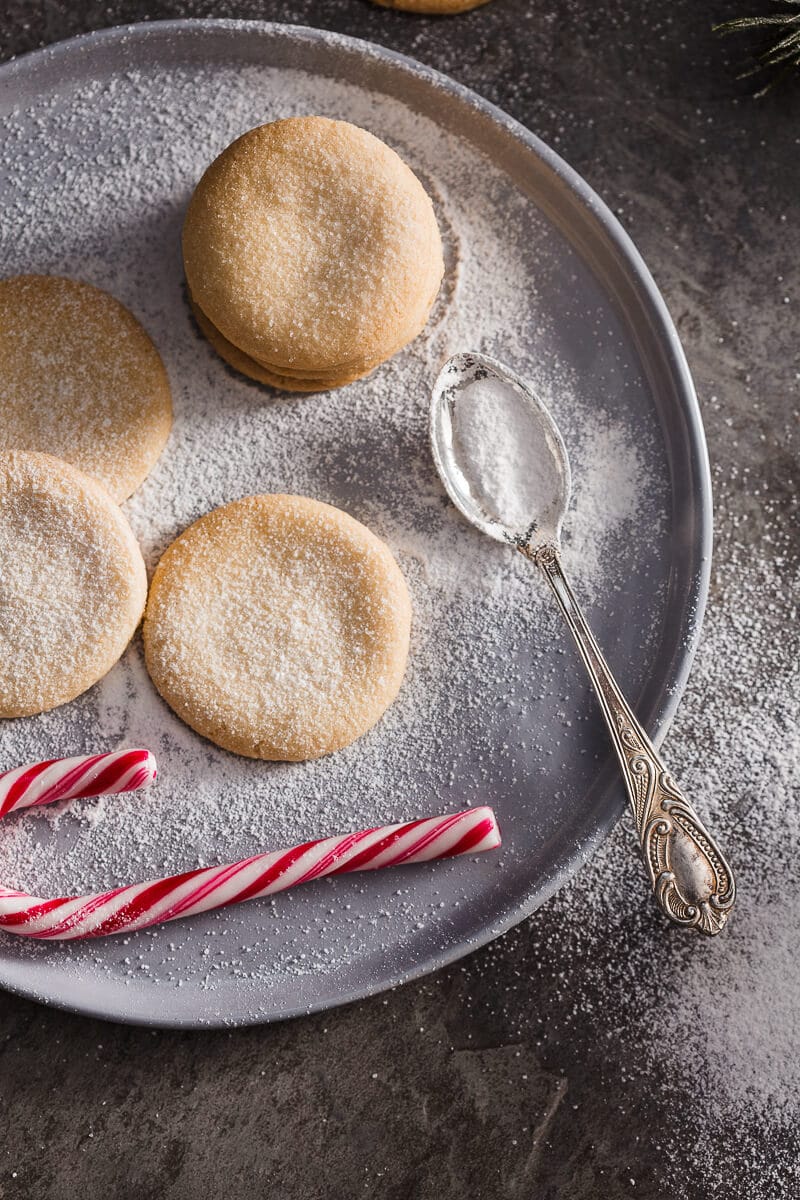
[182,116,444,391]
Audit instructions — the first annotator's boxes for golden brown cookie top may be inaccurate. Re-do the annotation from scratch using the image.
[0,274,172,502]
[371,0,493,12]
[144,494,412,761]
[182,116,443,374]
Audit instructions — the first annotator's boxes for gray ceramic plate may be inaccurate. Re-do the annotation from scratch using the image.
[0,20,710,1027]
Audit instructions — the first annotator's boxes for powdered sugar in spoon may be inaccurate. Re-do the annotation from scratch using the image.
[431,351,736,935]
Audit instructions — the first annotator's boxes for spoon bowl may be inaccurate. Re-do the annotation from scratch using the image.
[431,351,571,555]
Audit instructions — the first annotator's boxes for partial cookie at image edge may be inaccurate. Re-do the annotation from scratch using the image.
[371,0,493,13]
[0,274,173,502]
[0,450,148,718]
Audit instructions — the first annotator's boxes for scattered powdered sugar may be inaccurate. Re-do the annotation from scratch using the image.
[0,48,668,1019]
[452,373,564,533]
[567,417,647,594]
[649,497,800,1128]
[452,469,800,1157]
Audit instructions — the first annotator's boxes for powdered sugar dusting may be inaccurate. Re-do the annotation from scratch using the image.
[453,374,564,533]
[460,482,800,1146]
[0,44,671,1022]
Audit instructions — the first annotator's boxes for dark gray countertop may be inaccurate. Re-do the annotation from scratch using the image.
[1,3,798,1198]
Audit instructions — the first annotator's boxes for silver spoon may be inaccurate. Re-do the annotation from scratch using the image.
[431,351,735,935]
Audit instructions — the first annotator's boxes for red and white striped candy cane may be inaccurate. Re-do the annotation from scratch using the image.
[0,749,157,817]
[0,792,501,941]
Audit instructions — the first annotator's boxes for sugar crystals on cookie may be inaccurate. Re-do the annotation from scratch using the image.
[0,275,172,502]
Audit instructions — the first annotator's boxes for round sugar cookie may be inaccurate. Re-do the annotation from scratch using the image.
[0,275,172,502]
[143,494,412,761]
[0,451,148,718]
[372,0,492,10]
[183,116,444,384]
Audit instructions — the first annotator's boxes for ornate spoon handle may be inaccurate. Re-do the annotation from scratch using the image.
[529,544,735,935]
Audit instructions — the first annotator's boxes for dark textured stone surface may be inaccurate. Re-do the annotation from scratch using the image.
[1,3,798,1198]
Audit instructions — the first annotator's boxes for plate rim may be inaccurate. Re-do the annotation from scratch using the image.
[0,17,713,1028]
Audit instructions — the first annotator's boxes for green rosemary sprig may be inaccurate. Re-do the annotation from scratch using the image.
[715,1,800,93]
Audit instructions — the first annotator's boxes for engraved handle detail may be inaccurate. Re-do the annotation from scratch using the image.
[530,544,735,935]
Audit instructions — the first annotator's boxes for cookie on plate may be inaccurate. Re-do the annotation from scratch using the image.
[0,451,147,717]
[0,275,172,502]
[371,0,492,11]
[143,494,412,760]
[183,116,443,390]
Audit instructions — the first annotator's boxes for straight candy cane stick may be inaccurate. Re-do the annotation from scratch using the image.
[0,749,157,817]
[0,807,501,941]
